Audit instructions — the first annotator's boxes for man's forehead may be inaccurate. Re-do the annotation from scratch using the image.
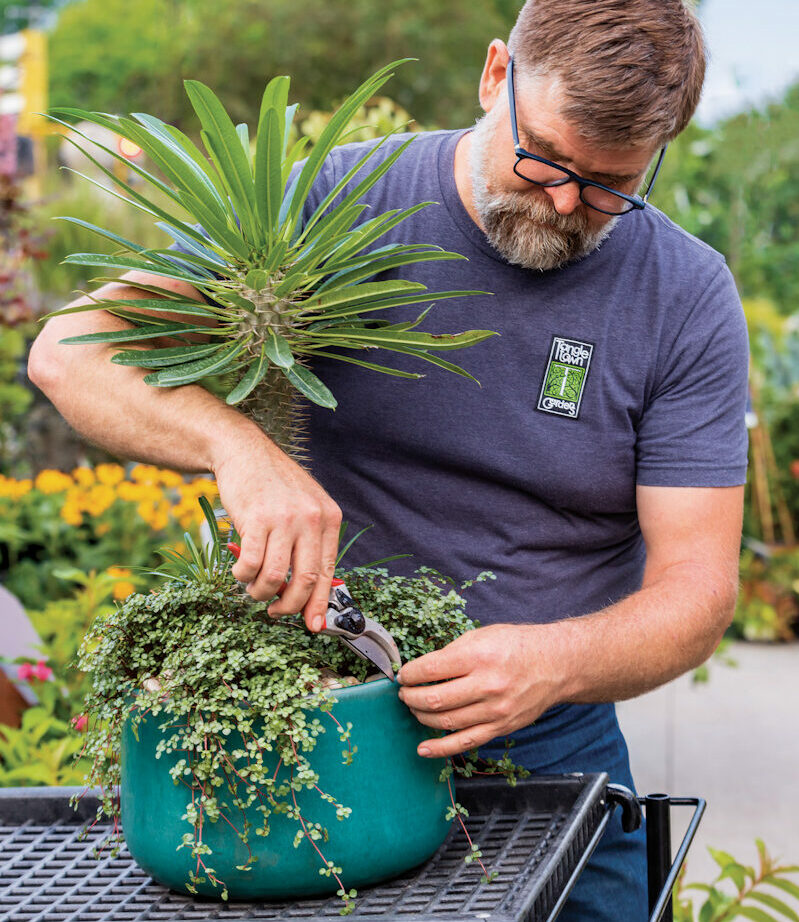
[512,72,657,181]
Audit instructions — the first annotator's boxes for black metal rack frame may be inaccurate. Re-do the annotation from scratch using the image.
[0,778,705,922]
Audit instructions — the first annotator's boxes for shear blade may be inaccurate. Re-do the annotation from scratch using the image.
[341,635,396,680]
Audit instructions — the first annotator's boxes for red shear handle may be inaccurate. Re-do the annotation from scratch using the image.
[226,542,289,596]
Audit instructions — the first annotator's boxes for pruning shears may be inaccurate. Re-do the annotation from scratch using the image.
[226,543,402,681]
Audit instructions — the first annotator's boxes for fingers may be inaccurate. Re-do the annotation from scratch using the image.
[246,530,293,604]
[299,519,341,632]
[396,642,469,687]
[267,526,321,621]
[398,676,479,714]
[415,723,501,760]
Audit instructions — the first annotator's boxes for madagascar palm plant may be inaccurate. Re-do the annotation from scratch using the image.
[43,61,495,457]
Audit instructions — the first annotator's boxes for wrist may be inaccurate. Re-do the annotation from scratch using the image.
[528,619,590,706]
[206,412,278,476]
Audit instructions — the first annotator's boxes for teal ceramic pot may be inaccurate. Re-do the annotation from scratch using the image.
[120,677,451,899]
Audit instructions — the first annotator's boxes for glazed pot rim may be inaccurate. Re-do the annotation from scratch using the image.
[131,674,397,714]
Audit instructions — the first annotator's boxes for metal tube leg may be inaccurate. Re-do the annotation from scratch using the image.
[646,794,672,922]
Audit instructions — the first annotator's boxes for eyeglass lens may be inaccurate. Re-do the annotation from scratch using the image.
[513,158,636,215]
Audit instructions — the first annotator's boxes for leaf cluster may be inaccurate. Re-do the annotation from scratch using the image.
[673,839,799,922]
[43,61,495,418]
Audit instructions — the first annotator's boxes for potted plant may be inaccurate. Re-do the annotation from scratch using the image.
[49,63,523,911]
[76,501,521,910]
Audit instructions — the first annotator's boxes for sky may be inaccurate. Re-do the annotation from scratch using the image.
[696,0,799,124]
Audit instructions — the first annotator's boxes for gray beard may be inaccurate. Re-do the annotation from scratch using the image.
[468,114,619,271]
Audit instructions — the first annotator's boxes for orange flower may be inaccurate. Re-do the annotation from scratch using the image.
[107,566,135,600]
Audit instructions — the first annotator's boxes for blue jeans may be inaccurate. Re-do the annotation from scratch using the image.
[479,702,648,922]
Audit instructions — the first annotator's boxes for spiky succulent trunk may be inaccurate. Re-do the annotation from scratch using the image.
[242,368,307,462]
[236,282,308,462]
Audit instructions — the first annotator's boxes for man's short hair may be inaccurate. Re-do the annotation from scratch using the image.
[507,0,706,147]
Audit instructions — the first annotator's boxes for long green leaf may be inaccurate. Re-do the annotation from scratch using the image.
[283,364,337,409]
[305,279,427,311]
[185,79,260,245]
[62,253,207,285]
[309,327,497,351]
[747,892,799,922]
[225,344,270,404]
[301,133,418,247]
[50,216,150,256]
[151,115,231,204]
[306,349,422,379]
[145,340,248,386]
[297,288,491,324]
[283,59,413,238]
[60,323,217,345]
[254,106,282,241]
[123,113,230,217]
[111,343,223,368]
[369,344,479,382]
[85,298,220,320]
[315,249,464,295]
[48,117,249,259]
[265,329,294,368]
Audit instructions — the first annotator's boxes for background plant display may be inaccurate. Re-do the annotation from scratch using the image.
[0,462,217,608]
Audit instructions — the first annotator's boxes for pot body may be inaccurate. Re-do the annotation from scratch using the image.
[120,677,451,899]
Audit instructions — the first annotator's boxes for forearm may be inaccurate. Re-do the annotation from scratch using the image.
[28,284,271,474]
[545,562,737,704]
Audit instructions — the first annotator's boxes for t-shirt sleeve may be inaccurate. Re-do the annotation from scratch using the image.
[635,262,749,487]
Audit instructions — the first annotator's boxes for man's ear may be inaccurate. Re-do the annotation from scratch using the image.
[478,39,511,114]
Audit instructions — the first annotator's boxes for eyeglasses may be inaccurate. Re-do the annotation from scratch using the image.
[506,56,667,216]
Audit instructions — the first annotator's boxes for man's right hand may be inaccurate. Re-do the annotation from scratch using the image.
[212,433,343,633]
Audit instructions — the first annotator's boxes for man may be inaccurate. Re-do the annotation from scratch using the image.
[29,1,748,918]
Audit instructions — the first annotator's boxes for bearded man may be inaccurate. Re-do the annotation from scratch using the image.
[30,1,748,918]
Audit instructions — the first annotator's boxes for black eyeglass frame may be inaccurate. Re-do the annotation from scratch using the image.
[506,55,667,216]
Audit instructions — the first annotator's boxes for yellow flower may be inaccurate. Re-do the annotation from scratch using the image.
[84,484,116,517]
[10,479,32,498]
[130,464,161,484]
[96,523,110,536]
[71,467,95,487]
[191,477,218,496]
[158,469,184,488]
[107,566,135,600]
[35,470,73,494]
[117,481,145,502]
[95,463,125,486]
[61,502,83,526]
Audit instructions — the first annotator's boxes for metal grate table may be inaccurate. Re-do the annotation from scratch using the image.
[0,776,702,922]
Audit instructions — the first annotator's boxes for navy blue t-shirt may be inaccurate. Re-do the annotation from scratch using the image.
[172,129,749,627]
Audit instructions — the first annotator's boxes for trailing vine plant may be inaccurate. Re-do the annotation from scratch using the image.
[73,499,528,913]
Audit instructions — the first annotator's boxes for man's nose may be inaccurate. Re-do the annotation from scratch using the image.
[543,181,582,215]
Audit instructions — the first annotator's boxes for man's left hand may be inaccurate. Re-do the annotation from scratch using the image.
[396,624,567,759]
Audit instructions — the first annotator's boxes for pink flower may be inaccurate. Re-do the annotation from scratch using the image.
[71,714,88,732]
[17,660,53,682]
[32,660,53,681]
[17,662,35,681]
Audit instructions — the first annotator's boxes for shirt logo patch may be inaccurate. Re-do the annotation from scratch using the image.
[537,336,594,419]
